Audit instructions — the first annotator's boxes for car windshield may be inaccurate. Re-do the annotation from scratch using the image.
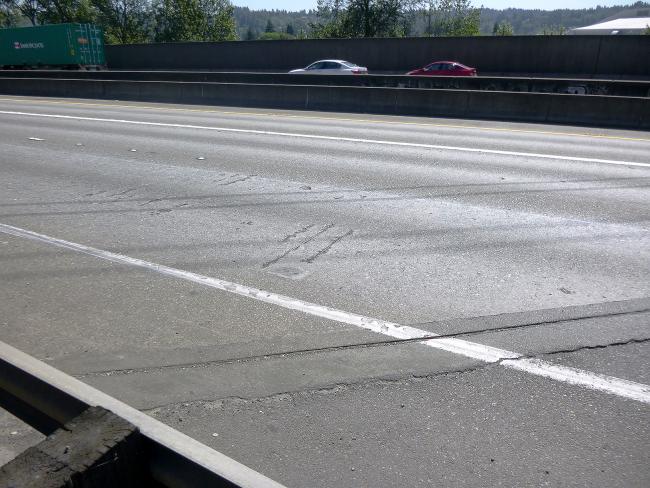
[341,61,358,68]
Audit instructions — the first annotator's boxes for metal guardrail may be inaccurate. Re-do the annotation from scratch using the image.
[0,70,648,97]
[0,340,287,488]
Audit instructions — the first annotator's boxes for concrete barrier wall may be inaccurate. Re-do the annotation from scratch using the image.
[104,36,650,78]
[0,78,647,129]
[2,70,649,97]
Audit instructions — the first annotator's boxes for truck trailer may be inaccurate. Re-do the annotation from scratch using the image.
[0,23,105,70]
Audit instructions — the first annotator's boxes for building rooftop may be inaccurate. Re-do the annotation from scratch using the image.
[570,16,650,34]
[574,17,650,31]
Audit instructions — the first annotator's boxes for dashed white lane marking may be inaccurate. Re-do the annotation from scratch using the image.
[2,96,650,143]
[2,223,649,404]
[1,110,649,169]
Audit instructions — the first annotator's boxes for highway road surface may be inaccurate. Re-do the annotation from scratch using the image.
[1,96,649,487]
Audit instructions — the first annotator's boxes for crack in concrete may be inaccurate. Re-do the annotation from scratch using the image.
[530,337,650,358]
[412,307,650,338]
[142,363,494,412]
[75,339,395,378]
[75,334,650,380]
[128,336,650,412]
[71,298,650,380]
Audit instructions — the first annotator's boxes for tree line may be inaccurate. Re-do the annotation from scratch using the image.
[1,0,647,43]
[243,2,649,38]
[0,0,481,42]
[0,0,237,43]
[309,1,480,38]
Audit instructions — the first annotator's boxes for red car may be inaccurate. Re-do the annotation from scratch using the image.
[407,61,477,77]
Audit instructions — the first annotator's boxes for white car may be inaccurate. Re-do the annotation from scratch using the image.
[289,59,368,75]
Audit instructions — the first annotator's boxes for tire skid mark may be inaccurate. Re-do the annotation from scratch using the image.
[221,174,256,186]
[303,229,354,264]
[139,197,167,206]
[280,224,315,243]
[109,187,139,198]
[262,223,334,269]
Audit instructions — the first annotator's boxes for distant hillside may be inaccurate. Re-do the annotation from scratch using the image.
[234,8,317,39]
[234,2,650,39]
[477,3,650,34]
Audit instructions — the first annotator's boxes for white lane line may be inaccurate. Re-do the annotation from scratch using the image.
[1,222,649,404]
[502,358,650,403]
[1,110,649,169]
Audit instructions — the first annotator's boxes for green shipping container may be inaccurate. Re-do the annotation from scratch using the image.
[0,23,105,69]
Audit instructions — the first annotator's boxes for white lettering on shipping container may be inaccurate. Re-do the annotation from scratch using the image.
[13,42,45,50]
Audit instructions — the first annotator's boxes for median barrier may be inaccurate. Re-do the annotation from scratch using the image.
[1,70,648,97]
[0,77,647,129]
[394,88,470,118]
[465,90,551,123]
[546,92,650,128]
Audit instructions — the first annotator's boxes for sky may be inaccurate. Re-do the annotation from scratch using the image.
[232,1,637,11]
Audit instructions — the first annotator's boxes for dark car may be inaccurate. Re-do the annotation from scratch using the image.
[407,61,477,77]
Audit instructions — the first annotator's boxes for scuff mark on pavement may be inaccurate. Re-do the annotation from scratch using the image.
[303,230,353,263]
[221,175,256,186]
[280,224,315,243]
[262,223,334,268]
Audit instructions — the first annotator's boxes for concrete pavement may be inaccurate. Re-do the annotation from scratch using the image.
[0,96,648,487]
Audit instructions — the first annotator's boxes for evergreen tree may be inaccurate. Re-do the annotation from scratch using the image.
[493,20,513,35]
[264,18,274,32]
[154,0,236,42]
[258,30,295,40]
[200,0,236,41]
[2,0,40,25]
[312,0,411,38]
[539,24,566,35]
[35,0,98,25]
[427,0,481,37]
[0,2,20,26]
[93,0,150,43]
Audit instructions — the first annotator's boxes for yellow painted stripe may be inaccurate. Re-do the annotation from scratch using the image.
[0,96,648,143]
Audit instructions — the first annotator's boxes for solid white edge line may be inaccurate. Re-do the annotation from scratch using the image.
[0,340,287,488]
[0,223,430,341]
[502,358,650,404]
[1,110,649,168]
[1,222,649,405]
